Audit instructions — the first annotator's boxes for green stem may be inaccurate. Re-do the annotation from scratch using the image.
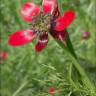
[69,63,79,89]
[66,33,77,59]
[12,80,28,96]
[66,33,96,91]
[56,39,96,95]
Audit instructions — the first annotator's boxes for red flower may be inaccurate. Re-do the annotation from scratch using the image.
[8,0,75,52]
[0,51,7,64]
[48,87,55,95]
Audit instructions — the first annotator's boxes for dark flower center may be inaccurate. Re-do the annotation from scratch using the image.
[31,12,51,34]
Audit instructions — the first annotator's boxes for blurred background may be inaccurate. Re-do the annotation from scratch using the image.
[0,0,96,96]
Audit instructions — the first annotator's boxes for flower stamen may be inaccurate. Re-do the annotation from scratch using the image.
[31,12,51,33]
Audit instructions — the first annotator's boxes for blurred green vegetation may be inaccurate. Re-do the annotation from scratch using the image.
[0,0,96,96]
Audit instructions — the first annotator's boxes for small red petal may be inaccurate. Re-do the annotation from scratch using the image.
[50,29,67,41]
[48,87,55,95]
[0,51,7,60]
[35,33,48,53]
[55,11,75,31]
[8,29,36,47]
[21,2,40,22]
[53,6,60,19]
[42,0,56,14]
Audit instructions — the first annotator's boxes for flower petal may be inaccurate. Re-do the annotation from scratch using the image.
[50,21,67,41]
[50,29,67,41]
[8,29,36,47]
[53,6,60,20]
[35,32,48,53]
[55,11,75,31]
[21,2,40,22]
[42,0,56,14]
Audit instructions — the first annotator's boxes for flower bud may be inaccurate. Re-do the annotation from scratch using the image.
[82,32,90,39]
